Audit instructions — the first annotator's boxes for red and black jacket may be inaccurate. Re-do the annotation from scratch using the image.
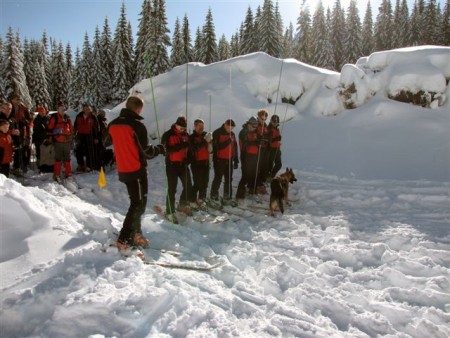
[108,108,158,182]
[267,124,281,149]
[161,124,190,165]
[189,130,209,166]
[47,113,74,143]
[0,131,13,164]
[238,124,260,160]
[212,125,238,163]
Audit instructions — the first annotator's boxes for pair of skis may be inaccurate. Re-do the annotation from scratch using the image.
[102,243,223,272]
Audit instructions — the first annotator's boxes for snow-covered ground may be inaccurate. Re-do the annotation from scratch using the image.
[1,47,449,337]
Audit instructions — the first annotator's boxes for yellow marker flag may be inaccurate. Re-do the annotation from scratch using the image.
[98,166,107,188]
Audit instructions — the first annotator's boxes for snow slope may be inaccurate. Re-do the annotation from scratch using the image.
[1,46,449,337]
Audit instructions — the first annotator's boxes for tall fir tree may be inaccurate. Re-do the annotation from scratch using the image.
[2,27,32,108]
[330,0,346,71]
[443,0,450,45]
[218,34,231,61]
[345,0,362,64]
[0,36,4,102]
[281,23,295,58]
[182,14,194,62]
[51,42,69,107]
[79,33,94,105]
[193,27,203,62]
[68,48,83,109]
[91,26,109,107]
[111,3,133,104]
[295,5,312,64]
[100,18,114,103]
[374,0,394,51]
[201,8,218,64]
[258,0,283,57]
[361,2,375,57]
[310,3,333,70]
[230,32,241,57]
[149,0,171,76]
[240,6,257,55]
[424,0,442,44]
[171,17,186,66]
[134,0,152,82]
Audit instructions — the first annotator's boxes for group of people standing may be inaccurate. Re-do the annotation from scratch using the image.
[108,95,283,253]
[0,94,110,182]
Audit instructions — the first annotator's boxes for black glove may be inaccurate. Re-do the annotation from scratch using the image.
[156,144,166,156]
[233,161,239,169]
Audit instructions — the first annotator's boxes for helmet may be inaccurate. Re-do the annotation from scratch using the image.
[271,115,280,123]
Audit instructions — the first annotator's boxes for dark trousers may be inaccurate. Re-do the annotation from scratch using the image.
[166,162,194,214]
[0,163,10,177]
[119,175,148,244]
[210,159,233,200]
[191,163,209,201]
[267,148,282,178]
[75,134,96,169]
[256,147,269,186]
[236,154,258,198]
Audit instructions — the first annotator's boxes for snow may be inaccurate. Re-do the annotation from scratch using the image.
[1,46,450,337]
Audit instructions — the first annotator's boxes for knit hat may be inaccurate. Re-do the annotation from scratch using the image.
[248,116,258,126]
[224,119,236,127]
[175,116,187,128]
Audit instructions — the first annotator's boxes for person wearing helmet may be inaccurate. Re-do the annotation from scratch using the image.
[267,114,282,180]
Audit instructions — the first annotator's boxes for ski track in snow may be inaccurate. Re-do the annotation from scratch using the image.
[1,163,449,338]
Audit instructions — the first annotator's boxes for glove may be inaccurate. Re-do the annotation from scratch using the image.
[156,144,166,156]
[204,132,213,142]
[233,161,239,170]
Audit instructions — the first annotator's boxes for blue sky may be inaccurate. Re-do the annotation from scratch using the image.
[0,0,444,50]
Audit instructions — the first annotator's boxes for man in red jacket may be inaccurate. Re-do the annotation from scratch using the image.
[107,96,165,250]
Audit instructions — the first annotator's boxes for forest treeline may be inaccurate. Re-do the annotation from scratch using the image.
[1,0,448,111]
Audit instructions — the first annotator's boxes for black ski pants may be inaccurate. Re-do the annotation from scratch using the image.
[119,175,148,245]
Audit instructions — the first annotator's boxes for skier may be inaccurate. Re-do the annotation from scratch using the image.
[107,96,165,250]
[189,118,211,209]
[209,119,239,207]
[255,109,270,193]
[161,115,196,223]
[74,103,99,172]
[236,116,260,201]
[266,114,282,180]
[32,104,50,171]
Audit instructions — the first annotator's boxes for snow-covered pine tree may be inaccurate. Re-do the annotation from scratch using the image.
[135,0,152,82]
[79,33,94,105]
[201,8,218,64]
[240,6,257,55]
[100,18,114,104]
[375,0,394,51]
[182,14,194,63]
[193,27,203,62]
[294,5,312,64]
[361,1,375,56]
[218,34,231,61]
[2,27,32,109]
[68,48,83,109]
[111,3,133,104]
[150,0,171,76]
[51,42,69,108]
[443,0,450,45]
[310,3,333,70]
[281,22,295,58]
[392,0,410,48]
[345,0,362,65]
[171,17,186,67]
[230,32,240,58]
[258,0,283,57]
[330,0,346,71]
[91,26,109,108]
[424,0,443,45]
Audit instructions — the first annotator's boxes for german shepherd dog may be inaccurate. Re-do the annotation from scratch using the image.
[270,168,297,216]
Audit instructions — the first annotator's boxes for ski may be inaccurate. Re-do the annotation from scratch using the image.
[141,259,222,271]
